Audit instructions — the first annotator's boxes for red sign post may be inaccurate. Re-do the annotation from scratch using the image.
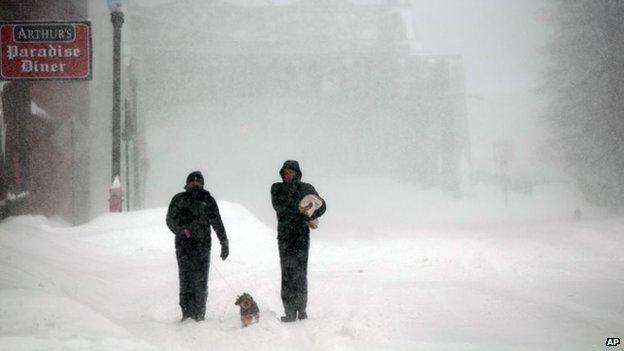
[0,21,92,80]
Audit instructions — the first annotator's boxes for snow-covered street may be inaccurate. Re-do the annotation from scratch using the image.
[3,1,624,350]
[1,183,622,350]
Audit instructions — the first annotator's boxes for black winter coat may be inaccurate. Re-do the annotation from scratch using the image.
[166,187,228,246]
[271,160,326,242]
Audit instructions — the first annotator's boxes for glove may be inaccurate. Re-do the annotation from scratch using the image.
[220,240,229,261]
[181,228,191,239]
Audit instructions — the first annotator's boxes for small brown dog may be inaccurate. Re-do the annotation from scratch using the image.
[235,293,259,327]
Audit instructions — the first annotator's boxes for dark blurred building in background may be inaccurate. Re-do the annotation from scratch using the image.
[131,0,469,194]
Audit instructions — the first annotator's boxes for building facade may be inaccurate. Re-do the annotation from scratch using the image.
[0,0,141,222]
[131,0,469,192]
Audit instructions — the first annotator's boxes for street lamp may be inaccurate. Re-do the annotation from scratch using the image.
[108,0,124,211]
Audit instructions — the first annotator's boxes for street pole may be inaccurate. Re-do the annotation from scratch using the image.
[124,99,131,211]
[111,10,124,184]
[1,82,31,216]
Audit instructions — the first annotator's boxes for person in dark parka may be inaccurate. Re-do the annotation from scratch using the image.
[271,160,326,322]
[166,171,229,322]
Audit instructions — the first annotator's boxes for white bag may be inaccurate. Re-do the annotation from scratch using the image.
[299,194,323,229]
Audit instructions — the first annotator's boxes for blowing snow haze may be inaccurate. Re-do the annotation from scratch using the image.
[131,0,459,192]
[124,0,560,226]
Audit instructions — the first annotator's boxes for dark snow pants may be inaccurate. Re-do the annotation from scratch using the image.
[278,237,310,316]
[175,236,211,320]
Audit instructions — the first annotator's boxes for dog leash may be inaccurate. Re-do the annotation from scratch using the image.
[211,263,240,321]
[213,263,238,295]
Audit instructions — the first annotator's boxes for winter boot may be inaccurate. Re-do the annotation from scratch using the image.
[298,310,307,320]
[192,315,205,322]
[180,312,191,322]
[280,315,296,322]
[280,309,297,322]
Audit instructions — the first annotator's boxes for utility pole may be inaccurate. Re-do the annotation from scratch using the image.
[110,9,124,184]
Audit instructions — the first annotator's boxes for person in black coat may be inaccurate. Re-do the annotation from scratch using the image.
[271,160,326,322]
[166,171,229,322]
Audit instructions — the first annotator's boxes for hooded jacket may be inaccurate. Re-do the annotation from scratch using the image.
[271,160,326,241]
[166,178,227,246]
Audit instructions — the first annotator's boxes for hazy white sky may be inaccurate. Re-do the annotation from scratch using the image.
[414,0,549,96]
[133,0,550,97]
[413,0,552,174]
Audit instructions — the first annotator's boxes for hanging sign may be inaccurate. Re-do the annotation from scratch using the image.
[0,21,92,80]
